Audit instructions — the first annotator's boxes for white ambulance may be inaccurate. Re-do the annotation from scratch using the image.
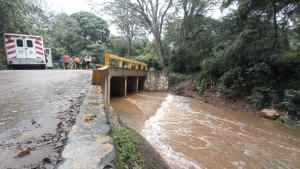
[4,33,47,69]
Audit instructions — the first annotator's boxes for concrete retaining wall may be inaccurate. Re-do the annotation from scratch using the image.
[144,71,168,91]
[58,86,115,169]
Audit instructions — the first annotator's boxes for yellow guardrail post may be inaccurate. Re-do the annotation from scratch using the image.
[103,51,148,71]
[104,51,110,66]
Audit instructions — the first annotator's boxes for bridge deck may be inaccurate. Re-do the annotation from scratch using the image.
[92,52,149,107]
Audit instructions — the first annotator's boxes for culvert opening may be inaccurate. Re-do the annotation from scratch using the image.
[110,77,126,97]
[110,76,146,98]
[127,77,138,94]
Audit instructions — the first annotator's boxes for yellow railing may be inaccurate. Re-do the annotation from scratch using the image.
[104,51,148,71]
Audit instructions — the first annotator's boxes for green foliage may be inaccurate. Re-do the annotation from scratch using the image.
[51,47,66,61]
[109,36,149,58]
[71,11,110,43]
[104,0,145,56]
[166,16,220,73]
[0,0,32,34]
[49,13,84,57]
[0,1,111,65]
[165,0,300,120]
[218,67,244,98]
[112,127,144,169]
[168,73,192,87]
[272,52,300,90]
[135,41,162,70]
[110,36,129,57]
[247,87,275,109]
[282,90,300,120]
[47,12,110,61]
[196,55,226,94]
[0,0,32,64]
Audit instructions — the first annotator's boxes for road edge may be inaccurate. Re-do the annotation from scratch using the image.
[58,85,115,169]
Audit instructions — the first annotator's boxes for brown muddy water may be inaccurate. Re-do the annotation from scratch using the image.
[111,92,300,169]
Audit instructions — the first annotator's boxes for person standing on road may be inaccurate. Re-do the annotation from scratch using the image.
[84,55,92,69]
[63,54,71,69]
[74,56,81,70]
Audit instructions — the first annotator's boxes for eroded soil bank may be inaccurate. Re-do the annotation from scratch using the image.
[111,92,300,169]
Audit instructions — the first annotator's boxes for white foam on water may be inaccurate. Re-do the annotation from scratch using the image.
[142,94,204,169]
[138,92,300,169]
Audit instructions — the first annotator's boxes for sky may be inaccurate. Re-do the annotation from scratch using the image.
[45,0,230,36]
[47,0,93,15]
[45,0,119,34]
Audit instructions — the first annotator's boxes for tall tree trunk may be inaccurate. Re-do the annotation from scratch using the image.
[272,1,279,48]
[127,37,132,57]
[153,30,165,66]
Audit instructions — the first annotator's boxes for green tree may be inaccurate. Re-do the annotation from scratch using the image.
[165,0,220,73]
[129,0,174,66]
[71,11,110,43]
[48,12,111,60]
[0,0,32,65]
[49,13,84,57]
[104,0,145,56]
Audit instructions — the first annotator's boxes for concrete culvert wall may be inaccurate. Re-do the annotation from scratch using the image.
[111,77,126,97]
[127,77,138,93]
[138,77,145,91]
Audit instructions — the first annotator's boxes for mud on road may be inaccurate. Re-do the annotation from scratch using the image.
[0,70,91,169]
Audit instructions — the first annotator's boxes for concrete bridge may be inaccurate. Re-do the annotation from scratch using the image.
[92,52,149,107]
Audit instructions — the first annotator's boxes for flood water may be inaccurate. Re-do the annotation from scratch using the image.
[111,92,300,169]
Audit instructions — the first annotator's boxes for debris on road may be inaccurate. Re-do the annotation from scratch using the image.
[15,147,31,158]
[58,86,115,169]
[0,71,91,169]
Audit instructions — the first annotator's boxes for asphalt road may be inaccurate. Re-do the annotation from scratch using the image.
[0,70,91,169]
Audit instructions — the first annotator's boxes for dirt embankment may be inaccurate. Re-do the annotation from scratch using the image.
[169,79,255,114]
[169,79,300,127]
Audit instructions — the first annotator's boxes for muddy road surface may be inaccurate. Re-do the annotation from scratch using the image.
[0,70,91,169]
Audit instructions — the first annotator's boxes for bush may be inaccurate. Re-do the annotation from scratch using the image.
[282,90,300,120]
[196,56,226,94]
[112,127,144,169]
[168,73,191,87]
[247,87,275,109]
[273,52,300,90]
[218,67,245,98]
[196,78,207,95]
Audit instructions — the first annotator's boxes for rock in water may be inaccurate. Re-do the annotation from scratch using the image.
[260,109,281,120]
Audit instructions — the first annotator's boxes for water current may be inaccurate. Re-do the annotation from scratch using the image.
[111,92,300,169]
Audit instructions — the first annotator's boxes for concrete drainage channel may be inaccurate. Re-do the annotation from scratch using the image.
[58,85,115,169]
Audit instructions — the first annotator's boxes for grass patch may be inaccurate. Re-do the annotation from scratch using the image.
[112,127,144,169]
